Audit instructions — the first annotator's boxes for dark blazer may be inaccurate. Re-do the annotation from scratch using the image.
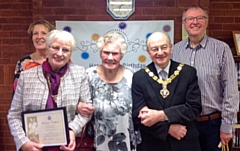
[132,60,202,151]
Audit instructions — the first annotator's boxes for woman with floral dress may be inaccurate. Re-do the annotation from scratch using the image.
[13,20,55,92]
[78,32,140,151]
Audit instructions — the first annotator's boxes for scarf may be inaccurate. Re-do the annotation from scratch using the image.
[42,59,68,109]
[42,59,69,151]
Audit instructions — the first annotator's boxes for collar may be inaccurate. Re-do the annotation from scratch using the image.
[154,60,171,76]
[185,35,208,49]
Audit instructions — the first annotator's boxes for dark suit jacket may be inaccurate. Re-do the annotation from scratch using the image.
[132,60,202,151]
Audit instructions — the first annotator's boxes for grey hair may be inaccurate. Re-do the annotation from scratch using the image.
[182,5,208,21]
[96,32,128,55]
[46,30,76,51]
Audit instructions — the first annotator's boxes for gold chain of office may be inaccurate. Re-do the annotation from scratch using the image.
[143,63,184,98]
[46,75,61,101]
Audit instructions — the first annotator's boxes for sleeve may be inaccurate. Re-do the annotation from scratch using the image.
[220,44,239,134]
[13,56,39,96]
[13,60,22,95]
[68,67,92,136]
[164,67,202,123]
[132,71,170,141]
[79,68,92,104]
[8,72,30,151]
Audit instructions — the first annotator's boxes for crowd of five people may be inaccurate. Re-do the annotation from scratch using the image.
[7,5,239,151]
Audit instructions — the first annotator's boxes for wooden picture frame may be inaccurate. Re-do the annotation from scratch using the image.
[233,31,240,56]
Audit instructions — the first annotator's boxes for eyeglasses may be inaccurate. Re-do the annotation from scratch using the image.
[49,45,71,54]
[183,16,208,23]
[102,51,120,57]
[149,45,169,53]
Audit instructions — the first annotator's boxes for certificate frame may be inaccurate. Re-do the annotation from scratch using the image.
[22,107,69,148]
[233,31,240,56]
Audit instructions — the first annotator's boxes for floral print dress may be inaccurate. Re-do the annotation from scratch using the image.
[86,66,137,151]
[13,55,40,92]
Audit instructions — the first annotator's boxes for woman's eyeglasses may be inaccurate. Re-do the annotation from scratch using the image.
[49,45,71,54]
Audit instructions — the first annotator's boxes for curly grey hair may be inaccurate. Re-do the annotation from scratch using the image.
[96,32,128,55]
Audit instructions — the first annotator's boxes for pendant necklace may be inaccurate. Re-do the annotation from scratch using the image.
[144,63,184,98]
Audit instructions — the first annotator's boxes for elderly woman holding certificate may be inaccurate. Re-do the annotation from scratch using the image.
[7,30,92,151]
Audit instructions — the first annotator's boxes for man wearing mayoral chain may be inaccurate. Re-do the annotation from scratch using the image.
[132,32,202,151]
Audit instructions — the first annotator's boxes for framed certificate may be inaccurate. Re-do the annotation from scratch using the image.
[22,107,69,147]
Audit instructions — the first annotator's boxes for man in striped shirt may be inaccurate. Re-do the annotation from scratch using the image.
[172,5,239,151]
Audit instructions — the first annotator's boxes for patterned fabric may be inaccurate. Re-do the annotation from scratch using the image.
[172,35,239,134]
[86,66,137,151]
[8,64,91,151]
[13,55,40,92]
[42,60,69,151]
[236,63,240,87]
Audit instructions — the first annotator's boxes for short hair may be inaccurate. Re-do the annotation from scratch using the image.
[96,32,128,55]
[182,5,208,20]
[27,20,55,38]
[46,30,76,51]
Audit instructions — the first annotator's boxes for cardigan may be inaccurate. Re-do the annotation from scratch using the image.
[8,63,92,151]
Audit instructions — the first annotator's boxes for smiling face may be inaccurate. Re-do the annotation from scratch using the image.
[182,7,208,39]
[47,39,72,72]
[100,42,123,70]
[147,32,172,69]
[32,24,49,51]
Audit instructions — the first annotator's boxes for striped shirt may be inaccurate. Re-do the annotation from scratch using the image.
[172,35,239,133]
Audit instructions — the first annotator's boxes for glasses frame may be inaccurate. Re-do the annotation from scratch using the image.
[183,16,208,23]
[49,45,71,54]
[149,45,169,53]
[101,50,121,57]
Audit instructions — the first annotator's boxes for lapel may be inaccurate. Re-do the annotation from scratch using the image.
[164,60,181,108]
[146,60,183,109]
[146,62,165,107]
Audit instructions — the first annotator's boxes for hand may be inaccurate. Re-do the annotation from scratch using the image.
[138,106,149,118]
[60,130,76,151]
[138,106,165,127]
[168,124,187,140]
[220,131,232,145]
[77,102,94,118]
[21,141,43,151]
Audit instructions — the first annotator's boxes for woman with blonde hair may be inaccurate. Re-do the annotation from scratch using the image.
[13,20,55,93]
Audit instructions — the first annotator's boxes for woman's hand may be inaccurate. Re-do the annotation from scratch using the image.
[21,141,43,151]
[77,102,94,118]
[60,130,75,151]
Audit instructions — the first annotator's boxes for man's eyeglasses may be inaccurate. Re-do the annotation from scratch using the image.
[49,45,71,54]
[149,45,169,53]
[183,16,208,23]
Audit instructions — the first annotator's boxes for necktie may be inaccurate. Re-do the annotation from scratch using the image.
[159,70,168,81]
